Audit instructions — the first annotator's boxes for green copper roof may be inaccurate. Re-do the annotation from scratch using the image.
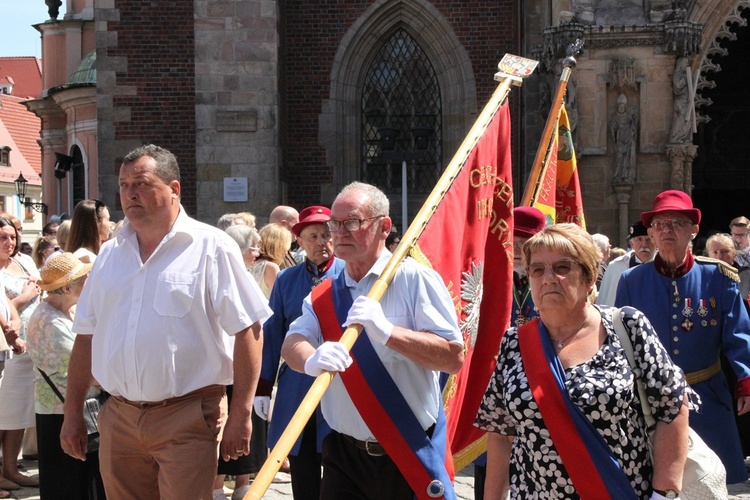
[68,50,95,84]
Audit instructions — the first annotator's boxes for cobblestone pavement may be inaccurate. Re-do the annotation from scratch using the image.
[8,458,750,498]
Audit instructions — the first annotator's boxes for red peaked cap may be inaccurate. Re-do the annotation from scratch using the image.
[292,206,331,236]
[640,190,701,227]
[513,206,546,239]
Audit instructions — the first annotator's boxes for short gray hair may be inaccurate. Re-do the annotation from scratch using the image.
[338,182,389,217]
[217,213,239,231]
[225,225,260,254]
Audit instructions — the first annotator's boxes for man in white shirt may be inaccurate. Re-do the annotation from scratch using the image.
[281,182,463,500]
[597,220,656,306]
[60,145,271,498]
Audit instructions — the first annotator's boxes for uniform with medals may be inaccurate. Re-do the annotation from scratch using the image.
[616,193,750,484]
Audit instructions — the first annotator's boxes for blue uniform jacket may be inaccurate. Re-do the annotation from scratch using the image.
[615,257,750,483]
[259,258,345,455]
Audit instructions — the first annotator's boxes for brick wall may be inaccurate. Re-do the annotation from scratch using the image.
[104,0,197,215]
[282,1,518,208]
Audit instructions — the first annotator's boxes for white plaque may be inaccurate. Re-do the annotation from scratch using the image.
[223,177,248,202]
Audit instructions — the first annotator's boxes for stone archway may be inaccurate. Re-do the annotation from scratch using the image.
[691,1,750,235]
[318,0,477,202]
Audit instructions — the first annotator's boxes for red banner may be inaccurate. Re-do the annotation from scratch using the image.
[410,102,514,470]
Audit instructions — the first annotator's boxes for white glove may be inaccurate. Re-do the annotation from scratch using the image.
[650,492,679,500]
[253,396,270,421]
[303,342,353,377]
[343,296,394,345]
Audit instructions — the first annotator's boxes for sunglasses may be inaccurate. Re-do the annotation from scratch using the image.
[526,259,579,279]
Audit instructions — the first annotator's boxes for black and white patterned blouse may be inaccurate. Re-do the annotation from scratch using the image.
[475,305,694,499]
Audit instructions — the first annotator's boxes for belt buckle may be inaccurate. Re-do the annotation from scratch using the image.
[365,440,384,457]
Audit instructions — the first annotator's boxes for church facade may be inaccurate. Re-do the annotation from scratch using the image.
[30,0,750,243]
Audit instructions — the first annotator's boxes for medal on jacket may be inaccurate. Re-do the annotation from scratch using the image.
[673,283,680,305]
[697,299,708,326]
[681,298,694,331]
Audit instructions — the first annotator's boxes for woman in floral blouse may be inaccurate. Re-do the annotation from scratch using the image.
[27,252,104,499]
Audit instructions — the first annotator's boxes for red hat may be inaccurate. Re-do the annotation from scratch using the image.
[640,190,701,227]
[513,206,546,239]
[292,206,331,236]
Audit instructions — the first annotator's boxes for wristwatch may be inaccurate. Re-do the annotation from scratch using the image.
[653,488,679,499]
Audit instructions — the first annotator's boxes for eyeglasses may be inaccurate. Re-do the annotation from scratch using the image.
[326,215,384,233]
[732,232,749,239]
[650,219,692,232]
[526,259,579,279]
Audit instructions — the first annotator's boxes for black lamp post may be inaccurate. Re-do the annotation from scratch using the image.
[14,173,48,216]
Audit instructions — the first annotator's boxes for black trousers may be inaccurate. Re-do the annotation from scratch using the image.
[319,431,413,500]
[288,414,322,500]
[36,413,106,500]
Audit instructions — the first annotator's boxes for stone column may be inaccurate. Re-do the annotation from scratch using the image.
[613,181,634,247]
[666,144,698,195]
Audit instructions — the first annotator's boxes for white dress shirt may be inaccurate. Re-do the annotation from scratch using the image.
[74,207,271,401]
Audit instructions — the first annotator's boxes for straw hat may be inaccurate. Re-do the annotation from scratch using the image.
[38,252,93,292]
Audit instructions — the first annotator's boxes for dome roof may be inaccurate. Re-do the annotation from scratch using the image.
[68,50,96,85]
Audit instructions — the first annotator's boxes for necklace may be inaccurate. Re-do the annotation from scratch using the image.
[551,307,589,351]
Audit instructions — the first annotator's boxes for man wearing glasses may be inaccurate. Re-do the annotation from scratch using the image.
[281,182,463,500]
[730,216,750,268]
[615,189,750,484]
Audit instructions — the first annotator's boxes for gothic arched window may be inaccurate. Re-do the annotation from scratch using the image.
[360,29,442,228]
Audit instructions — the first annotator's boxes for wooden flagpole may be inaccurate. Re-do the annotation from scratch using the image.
[520,39,584,207]
[244,54,537,500]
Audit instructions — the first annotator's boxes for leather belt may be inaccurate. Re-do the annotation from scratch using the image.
[113,384,224,409]
[342,434,387,457]
[685,359,721,386]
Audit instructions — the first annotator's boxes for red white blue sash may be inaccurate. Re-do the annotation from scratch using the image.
[518,319,637,499]
[311,275,455,500]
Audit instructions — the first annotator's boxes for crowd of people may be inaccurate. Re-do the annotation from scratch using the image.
[2,143,750,500]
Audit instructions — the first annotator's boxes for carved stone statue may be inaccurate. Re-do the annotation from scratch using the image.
[610,93,638,183]
[669,56,695,144]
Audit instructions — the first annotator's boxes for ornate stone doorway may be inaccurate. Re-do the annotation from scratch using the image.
[692,7,750,237]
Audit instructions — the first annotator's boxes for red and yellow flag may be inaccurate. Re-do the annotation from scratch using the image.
[410,102,514,471]
[531,105,585,228]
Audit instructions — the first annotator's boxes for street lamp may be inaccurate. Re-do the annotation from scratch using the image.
[14,173,48,216]
[377,127,431,233]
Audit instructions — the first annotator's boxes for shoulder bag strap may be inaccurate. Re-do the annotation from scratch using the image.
[611,308,656,429]
[38,367,65,403]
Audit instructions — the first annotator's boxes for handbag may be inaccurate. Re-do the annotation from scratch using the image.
[38,367,108,452]
[612,308,727,499]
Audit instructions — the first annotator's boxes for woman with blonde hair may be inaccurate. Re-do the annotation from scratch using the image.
[250,224,291,299]
[32,236,59,269]
[56,220,71,252]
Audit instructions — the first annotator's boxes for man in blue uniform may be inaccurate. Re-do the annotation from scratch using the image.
[615,189,750,483]
[254,206,345,500]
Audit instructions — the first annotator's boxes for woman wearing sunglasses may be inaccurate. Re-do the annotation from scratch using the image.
[475,223,694,499]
